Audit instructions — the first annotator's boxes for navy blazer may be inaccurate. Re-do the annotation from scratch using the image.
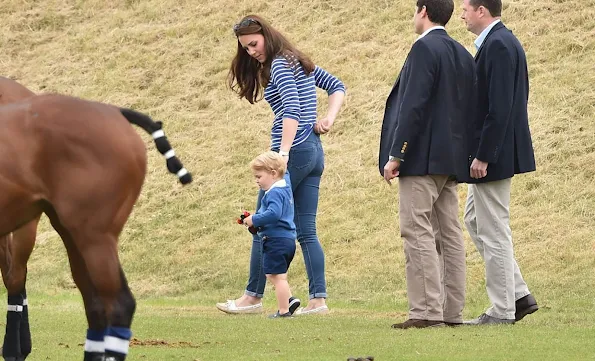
[379,29,476,181]
[469,22,536,183]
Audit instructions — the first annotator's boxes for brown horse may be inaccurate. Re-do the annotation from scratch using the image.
[0,77,35,103]
[0,77,39,361]
[0,78,192,361]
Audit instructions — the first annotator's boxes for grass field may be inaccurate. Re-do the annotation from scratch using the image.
[15,292,595,360]
[1,0,594,360]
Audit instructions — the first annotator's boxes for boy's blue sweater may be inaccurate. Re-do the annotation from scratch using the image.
[251,175,296,240]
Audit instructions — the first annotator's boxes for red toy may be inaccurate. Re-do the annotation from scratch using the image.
[237,211,258,235]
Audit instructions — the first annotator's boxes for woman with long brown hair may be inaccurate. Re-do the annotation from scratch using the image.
[217,15,345,316]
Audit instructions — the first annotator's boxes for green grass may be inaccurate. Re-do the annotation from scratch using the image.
[7,293,595,361]
[2,0,593,300]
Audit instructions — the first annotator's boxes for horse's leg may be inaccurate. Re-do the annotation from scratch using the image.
[0,185,43,361]
[77,236,135,361]
[106,268,135,361]
[65,166,143,361]
[0,235,21,361]
[0,226,36,361]
[47,214,107,361]
[9,217,40,360]
[65,245,108,361]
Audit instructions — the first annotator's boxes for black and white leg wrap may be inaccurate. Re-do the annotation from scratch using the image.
[7,297,28,312]
[7,305,23,312]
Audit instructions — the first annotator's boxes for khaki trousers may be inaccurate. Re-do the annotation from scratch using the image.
[399,175,466,322]
[464,179,530,319]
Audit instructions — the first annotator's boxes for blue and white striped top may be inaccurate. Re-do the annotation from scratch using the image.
[264,56,346,150]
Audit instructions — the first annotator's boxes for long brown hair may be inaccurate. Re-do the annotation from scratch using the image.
[228,15,315,104]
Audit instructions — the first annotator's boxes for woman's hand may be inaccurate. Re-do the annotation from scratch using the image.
[315,91,344,135]
[315,116,334,134]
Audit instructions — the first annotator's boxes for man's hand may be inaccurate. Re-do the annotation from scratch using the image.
[383,159,401,185]
[470,158,488,179]
[243,215,254,227]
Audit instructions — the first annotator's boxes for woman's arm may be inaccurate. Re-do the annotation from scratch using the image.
[313,66,346,134]
[317,91,345,134]
[280,118,298,155]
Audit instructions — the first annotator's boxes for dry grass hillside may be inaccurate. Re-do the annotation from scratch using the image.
[1,0,594,312]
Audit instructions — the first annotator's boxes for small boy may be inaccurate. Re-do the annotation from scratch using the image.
[243,151,300,318]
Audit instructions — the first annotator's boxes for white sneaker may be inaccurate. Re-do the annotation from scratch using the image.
[215,300,263,314]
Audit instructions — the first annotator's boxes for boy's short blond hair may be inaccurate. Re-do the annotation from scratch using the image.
[250,151,287,177]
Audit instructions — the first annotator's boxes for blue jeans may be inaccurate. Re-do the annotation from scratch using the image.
[245,131,327,299]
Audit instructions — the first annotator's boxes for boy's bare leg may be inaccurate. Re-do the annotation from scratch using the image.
[267,274,290,314]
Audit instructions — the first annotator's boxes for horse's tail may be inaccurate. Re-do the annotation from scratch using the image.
[119,107,192,185]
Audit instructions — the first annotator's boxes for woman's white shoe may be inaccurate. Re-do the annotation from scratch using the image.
[216,300,263,314]
[293,305,329,315]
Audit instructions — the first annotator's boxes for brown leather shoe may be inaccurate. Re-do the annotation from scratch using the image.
[515,294,539,321]
[391,319,445,329]
[444,322,463,327]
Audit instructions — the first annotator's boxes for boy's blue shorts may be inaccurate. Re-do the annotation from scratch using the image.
[262,237,296,275]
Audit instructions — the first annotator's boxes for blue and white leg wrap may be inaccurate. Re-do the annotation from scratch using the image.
[104,327,132,357]
[84,329,105,354]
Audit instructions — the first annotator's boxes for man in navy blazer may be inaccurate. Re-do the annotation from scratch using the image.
[379,0,476,329]
[461,0,539,325]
